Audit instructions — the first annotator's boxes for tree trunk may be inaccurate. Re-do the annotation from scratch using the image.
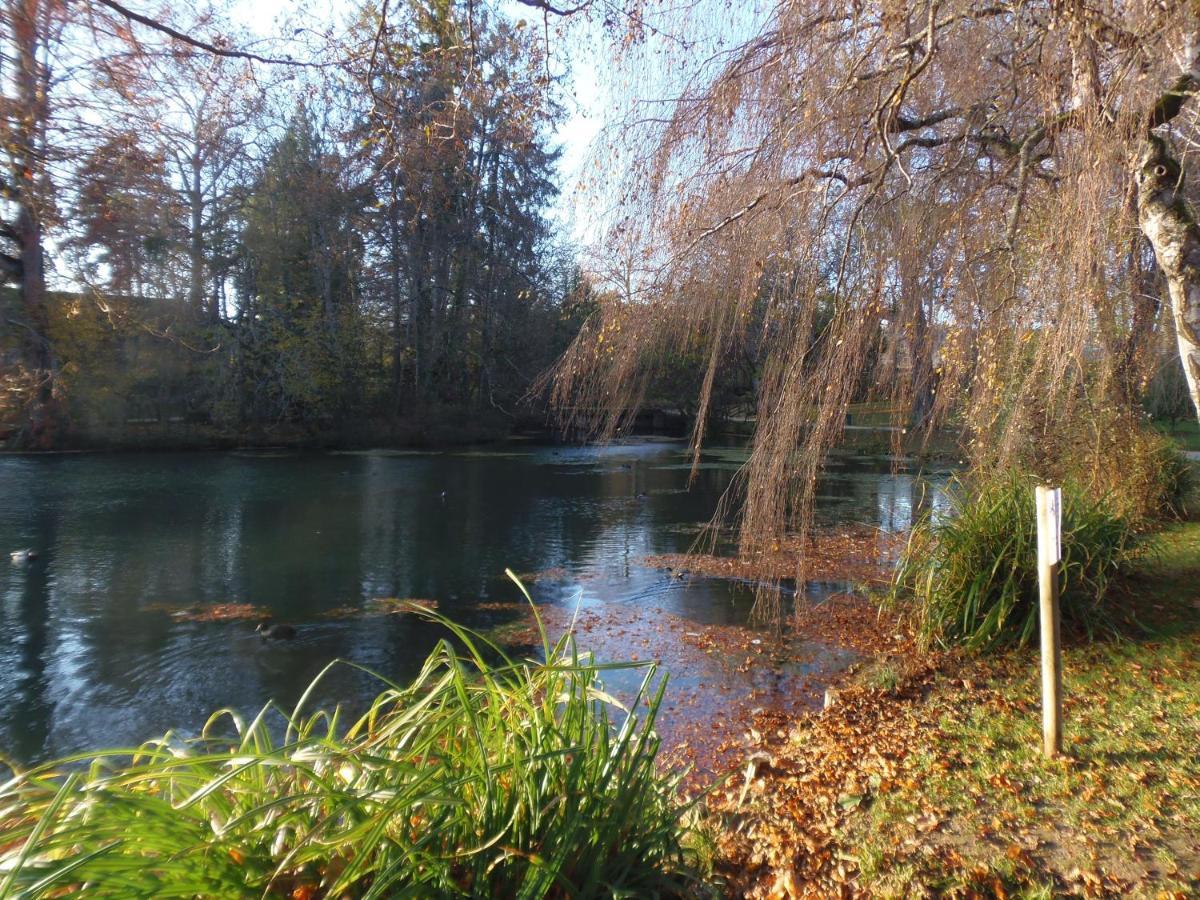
[12,0,58,447]
[188,151,206,315]
[1136,134,1200,422]
[388,194,405,409]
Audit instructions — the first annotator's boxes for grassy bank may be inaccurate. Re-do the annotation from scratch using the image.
[0,591,704,898]
[709,521,1200,897]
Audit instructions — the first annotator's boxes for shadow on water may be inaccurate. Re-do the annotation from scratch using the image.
[0,442,948,763]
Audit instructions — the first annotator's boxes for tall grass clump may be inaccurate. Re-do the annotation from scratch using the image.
[0,580,702,898]
[1128,428,1194,520]
[893,475,1138,652]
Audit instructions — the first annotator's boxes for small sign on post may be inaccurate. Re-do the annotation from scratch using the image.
[1035,485,1063,757]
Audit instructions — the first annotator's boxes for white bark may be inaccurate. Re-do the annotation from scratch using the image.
[1137,136,1200,422]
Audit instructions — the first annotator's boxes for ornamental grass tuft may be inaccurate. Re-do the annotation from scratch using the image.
[892,475,1138,652]
[0,574,702,898]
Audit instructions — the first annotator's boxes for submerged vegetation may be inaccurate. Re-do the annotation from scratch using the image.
[0,590,701,898]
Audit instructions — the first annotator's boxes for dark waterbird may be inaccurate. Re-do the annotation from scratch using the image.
[255,620,297,641]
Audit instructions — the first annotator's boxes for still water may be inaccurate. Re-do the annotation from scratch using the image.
[0,440,940,763]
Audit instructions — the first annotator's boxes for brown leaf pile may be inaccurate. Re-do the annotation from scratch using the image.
[789,591,907,655]
[707,645,1200,897]
[707,658,944,898]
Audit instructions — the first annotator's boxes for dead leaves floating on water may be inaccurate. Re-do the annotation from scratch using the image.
[484,599,904,785]
[150,598,439,623]
[792,592,907,655]
[146,602,264,622]
[322,598,439,619]
[513,567,568,582]
[643,527,902,586]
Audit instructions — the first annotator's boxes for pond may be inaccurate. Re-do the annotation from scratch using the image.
[0,440,946,766]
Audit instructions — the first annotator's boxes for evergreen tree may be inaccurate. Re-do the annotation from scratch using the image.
[231,107,368,428]
[355,0,563,416]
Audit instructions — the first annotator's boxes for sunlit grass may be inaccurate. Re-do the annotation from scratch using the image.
[849,520,1200,896]
[0,574,704,898]
[1153,417,1200,453]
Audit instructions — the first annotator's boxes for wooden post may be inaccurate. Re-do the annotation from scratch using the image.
[1035,485,1063,757]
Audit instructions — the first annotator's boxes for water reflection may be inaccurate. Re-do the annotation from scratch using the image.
[0,442,946,761]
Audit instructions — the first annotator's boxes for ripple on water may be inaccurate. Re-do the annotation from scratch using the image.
[0,443,948,763]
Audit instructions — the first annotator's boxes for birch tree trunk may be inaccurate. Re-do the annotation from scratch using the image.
[1136,134,1200,422]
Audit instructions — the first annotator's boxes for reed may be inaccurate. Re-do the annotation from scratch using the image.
[0,575,701,898]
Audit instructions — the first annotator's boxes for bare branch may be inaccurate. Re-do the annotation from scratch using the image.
[512,0,592,16]
[1148,59,1200,128]
[90,0,319,67]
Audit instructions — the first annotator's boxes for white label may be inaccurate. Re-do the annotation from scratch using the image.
[1036,485,1062,567]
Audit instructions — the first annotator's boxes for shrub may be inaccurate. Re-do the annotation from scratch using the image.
[892,475,1138,652]
[1072,421,1193,522]
[1124,427,1193,520]
[0,583,701,898]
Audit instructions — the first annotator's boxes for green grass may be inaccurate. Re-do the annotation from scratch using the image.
[848,520,1200,896]
[892,474,1138,651]
[1152,417,1200,453]
[854,658,901,693]
[0,575,704,898]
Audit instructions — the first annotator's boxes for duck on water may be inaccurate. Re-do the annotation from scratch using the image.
[255,620,297,640]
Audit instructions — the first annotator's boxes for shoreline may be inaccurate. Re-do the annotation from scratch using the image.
[702,520,1200,897]
[495,538,911,785]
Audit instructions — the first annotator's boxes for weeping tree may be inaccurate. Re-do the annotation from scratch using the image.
[536,0,1200,600]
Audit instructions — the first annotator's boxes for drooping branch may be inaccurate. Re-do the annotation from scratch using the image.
[549,0,1200,607]
[685,166,871,250]
[512,0,593,16]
